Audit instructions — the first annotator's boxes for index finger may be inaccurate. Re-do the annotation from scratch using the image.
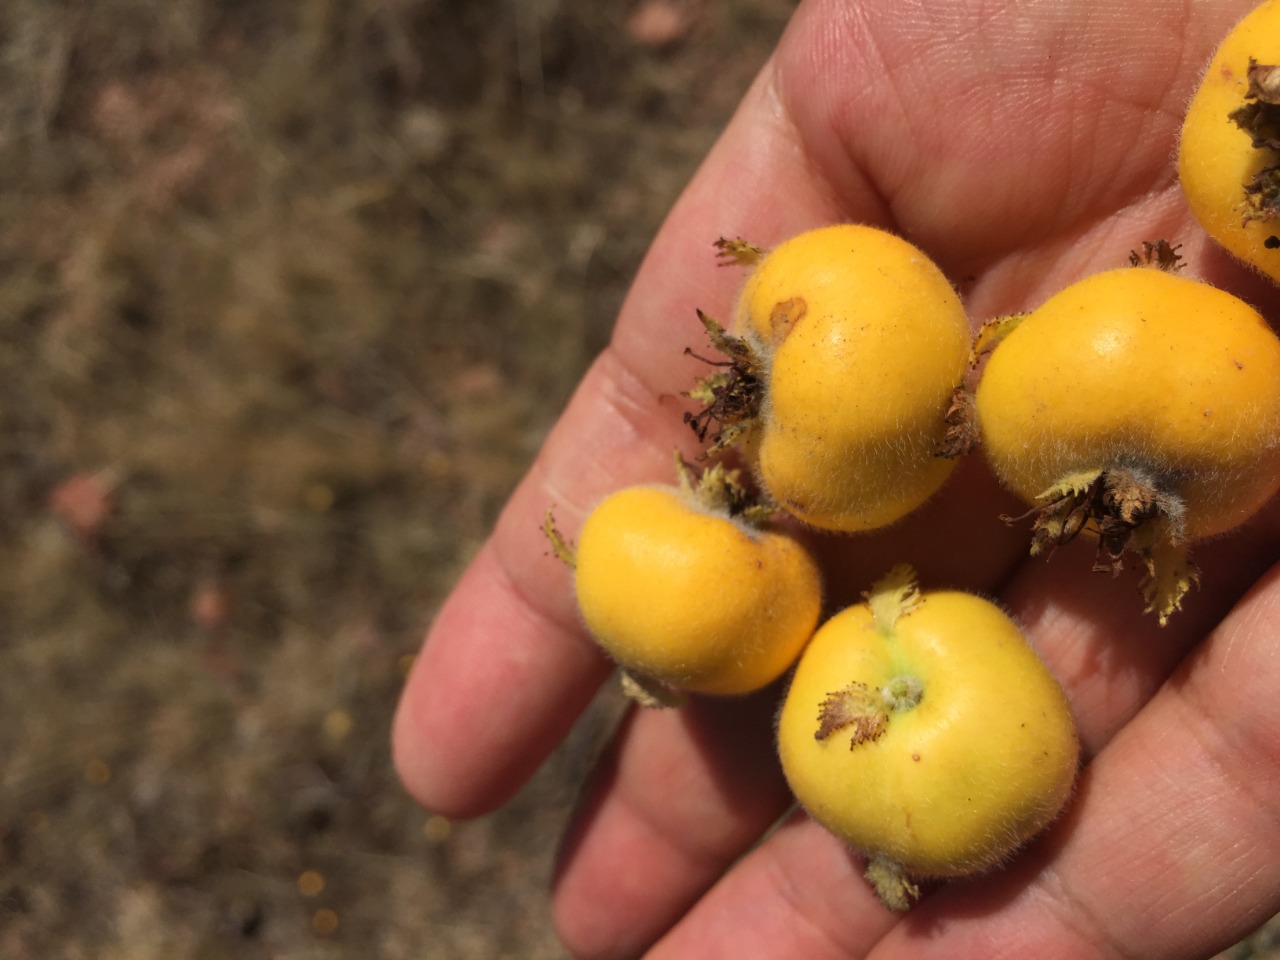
[390,46,880,818]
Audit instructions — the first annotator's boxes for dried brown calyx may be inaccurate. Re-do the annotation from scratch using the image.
[682,310,765,454]
[1128,239,1184,271]
[815,676,924,749]
[1229,59,1280,223]
[937,385,979,459]
[712,235,766,268]
[865,856,921,913]
[1006,467,1199,625]
[542,453,776,574]
[673,452,776,525]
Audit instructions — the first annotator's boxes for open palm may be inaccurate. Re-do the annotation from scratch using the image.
[394,1,1280,957]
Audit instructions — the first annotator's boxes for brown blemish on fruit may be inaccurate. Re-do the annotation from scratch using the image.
[766,296,807,343]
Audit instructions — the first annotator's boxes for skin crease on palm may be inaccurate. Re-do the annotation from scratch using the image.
[391,1,1280,958]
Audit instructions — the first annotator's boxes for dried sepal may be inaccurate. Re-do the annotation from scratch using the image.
[1242,164,1280,224]
[620,669,688,709]
[1230,60,1280,222]
[864,563,923,635]
[542,509,577,569]
[673,452,777,525]
[1246,58,1280,104]
[682,310,764,454]
[969,313,1027,368]
[1138,537,1200,627]
[937,385,979,459]
[1012,468,1104,558]
[1007,467,1196,623]
[695,308,753,361]
[684,369,733,408]
[1128,239,1184,271]
[712,236,766,268]
[864,855,921,913]
[815,682,889,748]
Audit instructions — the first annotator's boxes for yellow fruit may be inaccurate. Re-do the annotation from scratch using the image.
[1179,0,1280,285]
[777,566,1078,911]
[568,466,822,698]
[689,225,971,532]
[974,266,1280,622]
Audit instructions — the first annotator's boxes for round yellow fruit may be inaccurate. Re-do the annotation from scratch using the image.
[974,266,1280,622]
[572,482,822,697]
[728,224,971,532]
[776,566,1079,910]
[976,267,1280,541]
[1179,0,1280,285]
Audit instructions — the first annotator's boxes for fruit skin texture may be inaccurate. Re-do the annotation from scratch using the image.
[734,225,970,532]
[776,577,1078,881]
[573,484,821,696]
[1179,0,1280,285]
[975,267,1280,542]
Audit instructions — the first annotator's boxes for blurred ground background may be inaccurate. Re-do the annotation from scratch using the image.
[0,1,791,956]
[0,2,1276,958]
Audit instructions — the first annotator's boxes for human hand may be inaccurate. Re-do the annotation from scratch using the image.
[393,1,1280,957]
